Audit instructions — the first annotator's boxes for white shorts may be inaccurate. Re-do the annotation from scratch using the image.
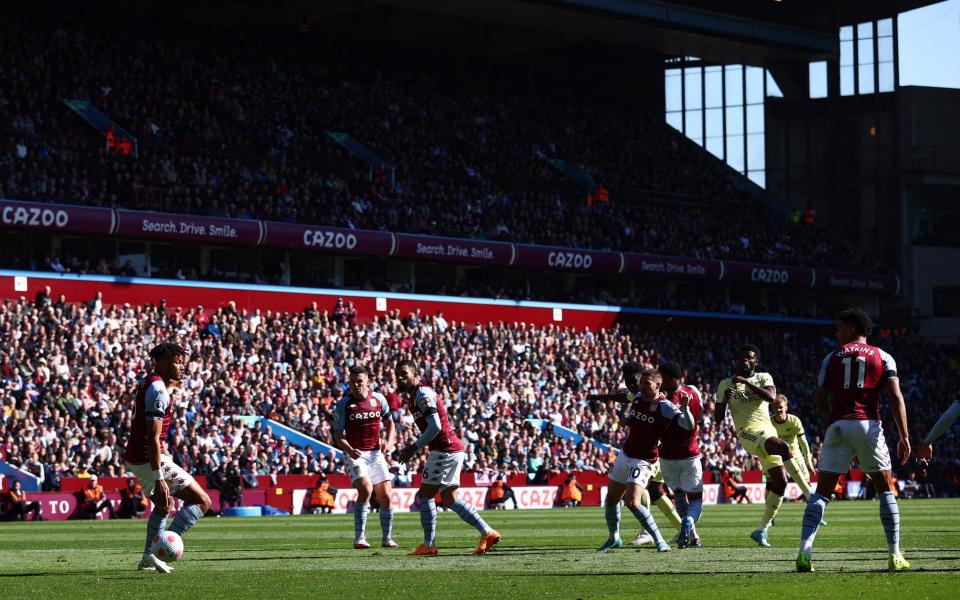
[125,455,195,497]
[660,457,704,493]
[819,419,892,474]
[608,452,655,488]
[345,450,391,486]
[421,451,464,489]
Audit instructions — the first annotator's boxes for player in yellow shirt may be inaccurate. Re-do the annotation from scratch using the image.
[715,344,795,547]
[771,395,813,498]
[771,394,827,527]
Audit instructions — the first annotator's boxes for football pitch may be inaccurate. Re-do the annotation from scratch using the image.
[2,500,958,599]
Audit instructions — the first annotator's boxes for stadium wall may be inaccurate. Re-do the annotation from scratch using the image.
[0,269,834,331]
[13,480,815,520]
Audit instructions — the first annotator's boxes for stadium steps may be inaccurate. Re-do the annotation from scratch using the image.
[62,99,138,157]
[0,458,43,491]
[326,131,394,177]
[257,417,343,460]
[542,157,599,192]
[527,418,611,452]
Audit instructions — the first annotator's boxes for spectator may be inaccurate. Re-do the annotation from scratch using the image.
[721,469,751,504]
[116,477,147,518]
[2,479,43,521]
[77,476,116,519]
[558,474,585,508]
[307,476,336,515]
[486,475,519,510]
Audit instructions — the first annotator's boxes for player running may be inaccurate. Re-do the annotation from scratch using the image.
[917,398,960,463]
[797,308,911,573]
[124,342,212,574]
[715,344,794,548]
[588,364,695,553]
[332,365,399,549]
[394,360,501,556]
[657,362,704,549]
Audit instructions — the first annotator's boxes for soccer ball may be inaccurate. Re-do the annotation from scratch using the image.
[150,531,184,562]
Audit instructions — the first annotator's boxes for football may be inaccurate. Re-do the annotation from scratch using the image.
[150,531,184,562]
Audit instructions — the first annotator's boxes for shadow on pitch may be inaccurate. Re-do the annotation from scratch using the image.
[518,567,960,576]
[0,572,75,578]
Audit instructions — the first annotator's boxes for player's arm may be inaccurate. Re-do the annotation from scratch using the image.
[586,391,635,404]
[918,400,960,461]
[796,421,814,470]
[814,352,833,422]
[733,375,776,403]
[398,389,441,462]
[331,398,361,459]
[666,396,695,431]
[147,419,169,509]
[878,350,910,464]
[144,382,170,509]
[883,376,911,464]
[380,396,397,453]
[714,381,732,425]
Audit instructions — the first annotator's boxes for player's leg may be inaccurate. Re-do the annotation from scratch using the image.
[410,482,442,555]
[373,482,397,547]
[599,479,627,551]
[749,431,791,546]
[126,462,174,573]
[440,485,500,554]
[797,421,850,571]
[370,453,397,548]
[787,458,827,526]
[623,472,669,552]
[753,465,786,545]
[796,470,838,571]
[677,458,704,548]
[169,480,212,538]
[647,479,683,533]
[859,420,908,571]
[871,470,908,570]
[352,477,374,548]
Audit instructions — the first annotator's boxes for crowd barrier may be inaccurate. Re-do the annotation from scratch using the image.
[6,472,821,521]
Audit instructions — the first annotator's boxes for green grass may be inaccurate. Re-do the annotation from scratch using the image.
[1,500,958,599]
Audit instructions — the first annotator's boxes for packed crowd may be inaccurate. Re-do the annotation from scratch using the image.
[0,1,885,273]
[1,291,956,496]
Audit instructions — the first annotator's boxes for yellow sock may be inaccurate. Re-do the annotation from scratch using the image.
[640,489,651,510]
[759,491,783,530]
[655,496,683,530]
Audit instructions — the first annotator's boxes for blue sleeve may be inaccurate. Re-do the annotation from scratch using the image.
[659,400,681,420]
[660,400,694,431]
[415,413,442,449]
[333,397,348,432]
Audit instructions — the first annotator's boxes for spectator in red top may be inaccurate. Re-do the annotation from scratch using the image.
[345,301,358,326]
[195,305,209,329]
[332,298,346,323]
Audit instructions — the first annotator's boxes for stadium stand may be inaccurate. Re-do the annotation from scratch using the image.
[1,293,955,496]
[0,1,887,274]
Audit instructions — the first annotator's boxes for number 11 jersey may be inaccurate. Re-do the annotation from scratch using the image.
[817,341,897,424]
